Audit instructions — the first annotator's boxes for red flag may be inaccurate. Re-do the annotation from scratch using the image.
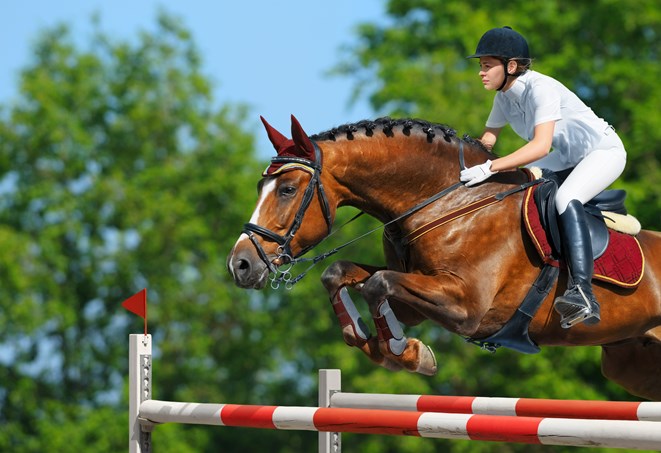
[122,288,146,318]
[122,289,148,335]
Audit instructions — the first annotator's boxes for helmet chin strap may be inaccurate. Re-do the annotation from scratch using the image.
[497,59,528,91]
[497,60,510,91]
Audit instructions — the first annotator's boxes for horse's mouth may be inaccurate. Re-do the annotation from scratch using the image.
[248,268,270,289]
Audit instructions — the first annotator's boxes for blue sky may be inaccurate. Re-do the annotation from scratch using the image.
[1,1,386,153]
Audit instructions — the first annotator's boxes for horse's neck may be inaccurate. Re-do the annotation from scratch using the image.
[323,136,477,222]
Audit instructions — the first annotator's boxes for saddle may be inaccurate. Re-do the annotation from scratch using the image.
[525,168,644,288]
[469,168,645,354]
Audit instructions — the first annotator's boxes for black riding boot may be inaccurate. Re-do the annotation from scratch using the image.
[553,199,601,328]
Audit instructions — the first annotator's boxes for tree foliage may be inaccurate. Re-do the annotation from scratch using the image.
[1,3,659,453]
[0,13,265,452]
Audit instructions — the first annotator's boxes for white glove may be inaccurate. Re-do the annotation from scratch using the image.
[460,160,496,187]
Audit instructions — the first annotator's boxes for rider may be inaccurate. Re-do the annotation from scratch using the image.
[460,26,627,328]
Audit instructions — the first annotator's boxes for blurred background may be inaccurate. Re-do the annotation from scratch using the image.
[1,1,660,452]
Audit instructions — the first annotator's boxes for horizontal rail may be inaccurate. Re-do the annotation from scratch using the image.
[329,392,661,421]
[139,400,661,450]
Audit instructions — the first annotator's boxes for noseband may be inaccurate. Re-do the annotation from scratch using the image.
[242,141,333,275]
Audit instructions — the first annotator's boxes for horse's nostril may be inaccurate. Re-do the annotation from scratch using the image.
[237,258,250,272]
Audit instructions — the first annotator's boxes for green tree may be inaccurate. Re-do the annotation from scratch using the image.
[0,13,271,452]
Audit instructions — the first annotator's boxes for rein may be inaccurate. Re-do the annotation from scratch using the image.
[243,139,542,289]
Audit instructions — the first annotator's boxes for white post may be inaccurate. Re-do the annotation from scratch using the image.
[318,369,342,453]
[129,334,152,453]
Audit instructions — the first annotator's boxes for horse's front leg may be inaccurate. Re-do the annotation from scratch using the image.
[321,260,403,371]
[359,269,480,376]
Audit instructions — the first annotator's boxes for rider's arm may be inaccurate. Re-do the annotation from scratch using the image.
[489,120,555,172]
[479,127,501,151]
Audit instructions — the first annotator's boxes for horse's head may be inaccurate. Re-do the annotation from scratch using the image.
[227,115,335,289]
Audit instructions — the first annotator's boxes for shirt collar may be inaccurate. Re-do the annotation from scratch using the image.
[502,70,531,101]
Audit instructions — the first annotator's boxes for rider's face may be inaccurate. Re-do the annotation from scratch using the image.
[478,56,505,91]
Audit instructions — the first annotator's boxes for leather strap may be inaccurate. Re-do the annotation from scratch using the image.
[467,264,559,354]
[405,178,542,245]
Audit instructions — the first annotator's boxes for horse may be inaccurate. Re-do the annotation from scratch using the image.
[227,115,661,401]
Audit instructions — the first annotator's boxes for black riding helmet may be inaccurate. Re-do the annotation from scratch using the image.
[468,26,530,90]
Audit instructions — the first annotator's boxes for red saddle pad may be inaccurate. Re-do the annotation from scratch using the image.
[522,186,644,288]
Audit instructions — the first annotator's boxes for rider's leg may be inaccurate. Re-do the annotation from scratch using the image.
[552,140,626,328]
[553,199,601,328]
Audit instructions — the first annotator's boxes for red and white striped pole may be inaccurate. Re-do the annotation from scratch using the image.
[129,337,661,453]
[138,399,661,450]
[330,391,661,421]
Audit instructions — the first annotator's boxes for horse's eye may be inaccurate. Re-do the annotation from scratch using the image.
[278,185,297,198]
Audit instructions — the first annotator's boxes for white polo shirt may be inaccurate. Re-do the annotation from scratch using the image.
[486,70,610,167]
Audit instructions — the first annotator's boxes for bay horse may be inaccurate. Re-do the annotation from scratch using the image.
[227,115,661,401]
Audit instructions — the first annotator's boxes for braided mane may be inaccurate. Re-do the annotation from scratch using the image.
[310,117,488,152]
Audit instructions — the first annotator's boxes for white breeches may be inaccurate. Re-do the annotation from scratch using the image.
[529,130,627,214]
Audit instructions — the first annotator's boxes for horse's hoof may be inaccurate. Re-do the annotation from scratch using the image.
[415,344,438,376]
[385,339,438,376]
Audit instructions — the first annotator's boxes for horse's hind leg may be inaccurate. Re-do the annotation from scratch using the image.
[601,333,661,401]
[321,261,403,371]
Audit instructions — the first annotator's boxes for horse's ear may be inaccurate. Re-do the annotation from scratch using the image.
[260,116,291,154]
[290,115,316,161]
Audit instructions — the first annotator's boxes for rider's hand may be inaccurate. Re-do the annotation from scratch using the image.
[460,160,496,187]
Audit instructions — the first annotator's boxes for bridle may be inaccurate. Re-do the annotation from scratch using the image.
[242,141,333,277]
[241,138,541,289]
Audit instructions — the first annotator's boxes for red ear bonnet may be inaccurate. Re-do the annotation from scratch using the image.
[290,115,316,161]
[260,115,317,176]
[260,116,294,154]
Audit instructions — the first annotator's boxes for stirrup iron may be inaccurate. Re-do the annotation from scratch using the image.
[554,286,600,329]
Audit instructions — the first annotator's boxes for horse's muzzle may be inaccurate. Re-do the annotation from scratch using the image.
[227,244,270,289]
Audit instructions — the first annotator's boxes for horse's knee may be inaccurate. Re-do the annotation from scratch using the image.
[361,270,392,308]
[321,261,350,291]
[322,261,378,293]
